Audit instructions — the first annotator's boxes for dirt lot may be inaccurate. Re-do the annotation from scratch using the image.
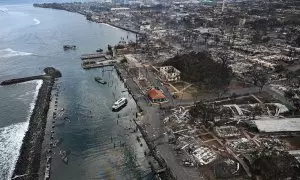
[166,83,216,101]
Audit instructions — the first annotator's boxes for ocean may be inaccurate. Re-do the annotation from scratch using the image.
[0,1,152,180]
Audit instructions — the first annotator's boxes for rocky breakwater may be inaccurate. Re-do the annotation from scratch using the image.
[1,67,62,180]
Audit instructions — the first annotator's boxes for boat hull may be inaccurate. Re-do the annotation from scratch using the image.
[94,77,107,84]
[112,99,127,112]
[95,80,107,84]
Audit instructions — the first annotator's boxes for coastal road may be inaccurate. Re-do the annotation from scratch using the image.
[119,65,205,179]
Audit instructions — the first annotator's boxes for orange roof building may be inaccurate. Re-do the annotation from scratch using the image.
[147,88,167,103]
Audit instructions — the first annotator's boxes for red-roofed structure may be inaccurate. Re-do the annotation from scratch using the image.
[147,88,167,103]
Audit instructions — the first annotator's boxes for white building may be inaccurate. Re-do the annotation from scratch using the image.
[159,66,181,82]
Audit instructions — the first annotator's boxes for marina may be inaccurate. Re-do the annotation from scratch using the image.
[0,3,150,180]
[2,0,300,179]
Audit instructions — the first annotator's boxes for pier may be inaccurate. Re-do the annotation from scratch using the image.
[80,53,107,60]
[81,56,124,69]
[82,60,117,69]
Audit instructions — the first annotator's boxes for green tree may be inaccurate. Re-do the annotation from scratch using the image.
[248,65,269,91]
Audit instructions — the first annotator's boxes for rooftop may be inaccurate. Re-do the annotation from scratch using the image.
[253,118,300,133]
[148,88,166,100]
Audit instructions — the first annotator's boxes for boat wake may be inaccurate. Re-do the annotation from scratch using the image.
[33,18,40,25]
[0,48,33,58]
[0,80,42,180]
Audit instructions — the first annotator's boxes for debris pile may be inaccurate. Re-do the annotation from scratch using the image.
[191,145,217,165]
[259,138,286,151]
[214,126,241,138]
[227,138,257,153]
[164,106,190,124]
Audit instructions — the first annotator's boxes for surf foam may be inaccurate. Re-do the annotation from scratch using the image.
[0,121,29,180]
[0,8,8,14]
[33,18,40,25]
[0,80,42,180]
[0,48,33,58]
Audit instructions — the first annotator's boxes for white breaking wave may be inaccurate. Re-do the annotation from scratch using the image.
[0,7,8,14]
[0,48,33,58]
[33,18,40,25]
[0,121,29,180]
[0,80,42,180]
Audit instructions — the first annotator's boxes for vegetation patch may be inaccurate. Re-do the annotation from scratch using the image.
[163,51,233,94]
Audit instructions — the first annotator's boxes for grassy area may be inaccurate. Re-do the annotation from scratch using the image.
[171,81,191,91]
[173,84,216,100]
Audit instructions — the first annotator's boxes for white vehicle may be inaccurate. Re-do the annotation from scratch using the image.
[112,97,127,111]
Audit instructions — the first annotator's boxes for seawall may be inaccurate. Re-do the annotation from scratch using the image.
[114,64,175,179]
[100,22,142,35]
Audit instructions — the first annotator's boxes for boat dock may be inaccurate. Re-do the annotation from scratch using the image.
[80,53,109,60]
[82,60,117,69]
[81,55,124,69]
[82,57,107,63]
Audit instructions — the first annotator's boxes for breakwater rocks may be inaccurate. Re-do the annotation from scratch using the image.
[0,75,43,85]
[1,67,62,86]
[2,67,61,180]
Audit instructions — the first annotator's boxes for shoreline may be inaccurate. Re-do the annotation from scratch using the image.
[32,4,143,36]
[114,64,176,179]
[99,22,142,35]
[1,68,61,180]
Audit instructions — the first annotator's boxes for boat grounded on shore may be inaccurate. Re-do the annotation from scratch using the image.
[112,97,127,111]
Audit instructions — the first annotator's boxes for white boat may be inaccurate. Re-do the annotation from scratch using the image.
[112,97,127,111]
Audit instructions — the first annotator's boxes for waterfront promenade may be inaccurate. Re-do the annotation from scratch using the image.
[115,64,204,179]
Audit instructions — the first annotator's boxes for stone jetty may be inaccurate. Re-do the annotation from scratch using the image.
[1,67,62,180]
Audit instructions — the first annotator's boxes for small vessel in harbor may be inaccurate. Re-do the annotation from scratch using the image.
[112,97,127,111]
[59,150,69,164]
[94,76,107,84]
[63,45,76,50]
[96,48,103,53]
